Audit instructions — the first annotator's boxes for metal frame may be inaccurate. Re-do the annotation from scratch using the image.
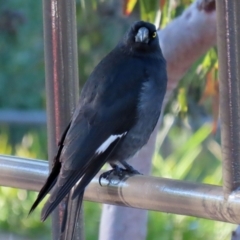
[42,0,83,238]
[216,0,240,196]
[0,0,240,239]
[1,155,240,224]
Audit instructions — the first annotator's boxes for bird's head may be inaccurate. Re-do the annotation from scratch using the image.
[120,21,161,56]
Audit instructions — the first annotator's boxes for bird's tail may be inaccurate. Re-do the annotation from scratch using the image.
[29,159,61,215]
[59,156,108,240]
[60,191,84,240]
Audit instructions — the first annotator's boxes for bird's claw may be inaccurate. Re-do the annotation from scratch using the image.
[99,166,142,186]
[99,167,124,186]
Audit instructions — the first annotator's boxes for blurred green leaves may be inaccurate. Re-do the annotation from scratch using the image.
[0,1,45,109]
[139,0,160,23]
[0,131,49,239]
[148,118,233,240]
[154,116,222,184]
[123,0,138,16]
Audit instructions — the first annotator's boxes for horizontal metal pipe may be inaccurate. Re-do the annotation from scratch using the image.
[0,110,46,125]
[0,155,47,191]
[1,155,240,224]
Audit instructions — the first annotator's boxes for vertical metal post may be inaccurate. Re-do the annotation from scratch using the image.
[42,0,84,239]
[216,1,240,196]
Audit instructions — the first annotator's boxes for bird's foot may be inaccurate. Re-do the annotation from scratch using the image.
[99,166,126,186]
[99,164,141,186]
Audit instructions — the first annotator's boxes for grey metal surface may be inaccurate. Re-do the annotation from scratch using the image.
[216,1,240,195]
[0,110,46,125]
[42,0,82,239]
[1,155,240,224]
[0,155,47,191]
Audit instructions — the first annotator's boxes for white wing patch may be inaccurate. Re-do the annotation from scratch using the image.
[95,132,127,154]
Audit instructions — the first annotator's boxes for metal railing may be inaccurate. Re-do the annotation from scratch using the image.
[42,0,82,238]
[1,155,240,224]
[0,0,240,239]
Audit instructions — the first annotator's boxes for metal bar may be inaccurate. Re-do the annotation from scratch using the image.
[1,155,240,224]
[42,0,81,239]
[0,155,47,191]
[0,110,46,125]
[216,1,240,195]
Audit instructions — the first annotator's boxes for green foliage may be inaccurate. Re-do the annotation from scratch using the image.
[148,213,234,240]
[0,187,50,239]
[0,132,49,239]
[147,120,234,240]
[139,0,160,23]
[0,1,45,109]
[76,1,132,87]
[154,123,213,180]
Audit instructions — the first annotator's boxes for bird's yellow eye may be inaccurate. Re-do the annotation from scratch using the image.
[152,31,157,38]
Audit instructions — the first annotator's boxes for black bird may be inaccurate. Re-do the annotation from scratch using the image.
[29,21,167,239]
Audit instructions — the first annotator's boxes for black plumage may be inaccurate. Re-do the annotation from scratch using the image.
[30,20,167,239]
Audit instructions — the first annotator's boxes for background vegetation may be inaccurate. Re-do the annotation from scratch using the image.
[0,0,235,239]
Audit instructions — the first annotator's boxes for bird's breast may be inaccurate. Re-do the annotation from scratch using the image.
[108,73,164,162]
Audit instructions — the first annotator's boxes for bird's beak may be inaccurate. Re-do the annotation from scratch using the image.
[135,27,149,44]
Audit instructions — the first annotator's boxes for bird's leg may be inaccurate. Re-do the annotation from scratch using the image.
[99,163,125,186]
[120,160,142,175]
[109,163,126,173]
[99,162,142,186]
